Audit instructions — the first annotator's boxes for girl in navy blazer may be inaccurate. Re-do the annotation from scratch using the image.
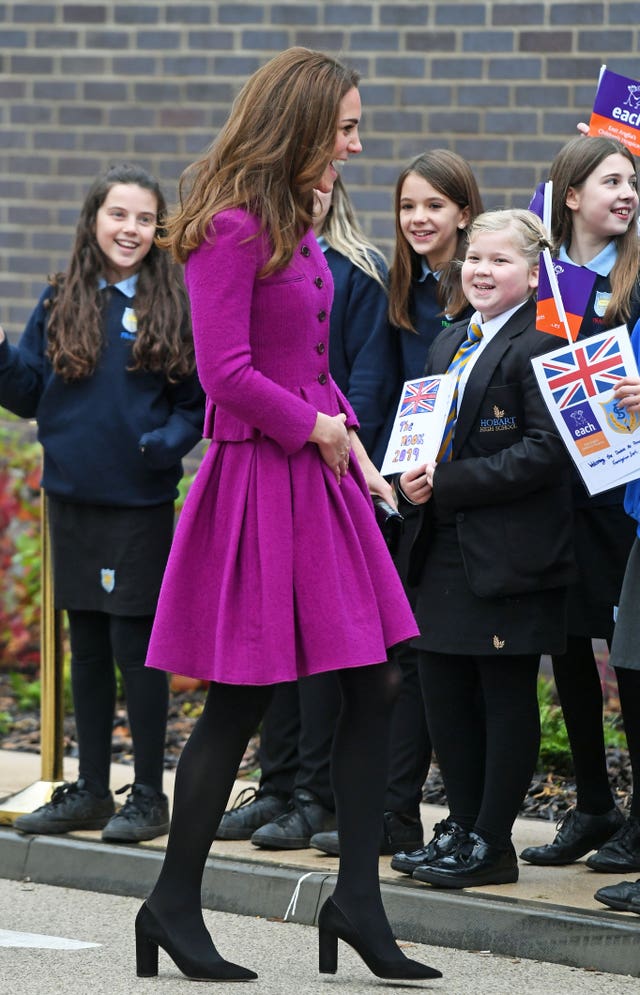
[0,163,203,845]
[521,136,640,872]
[397,209,574,889]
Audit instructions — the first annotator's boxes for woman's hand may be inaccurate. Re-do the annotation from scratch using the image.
[310,412,351,484]
[613,376,640,413]
[399,462,434,505]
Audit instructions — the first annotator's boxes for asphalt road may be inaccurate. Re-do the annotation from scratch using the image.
[0,878,637,995]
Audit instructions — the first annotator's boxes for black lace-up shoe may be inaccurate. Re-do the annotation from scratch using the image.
[310,810,424,857]
[412,832,518,889]
[13,779,114,834]
[101,783,169,843]
[251,788,335,849]
[519,806,625,866]
[391,818,468,874]
[594,878,640,912]
[586,817,640,872]
[216,785,289,840]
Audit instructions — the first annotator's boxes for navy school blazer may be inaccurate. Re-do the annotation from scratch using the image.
[407,299,576,598]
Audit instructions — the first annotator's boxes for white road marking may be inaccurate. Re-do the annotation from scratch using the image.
[0,929,100,949]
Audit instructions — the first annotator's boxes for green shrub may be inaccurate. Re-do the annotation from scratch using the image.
[537,675,627,775]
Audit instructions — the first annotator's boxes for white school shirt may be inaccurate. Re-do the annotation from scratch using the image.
[455,301,529,411]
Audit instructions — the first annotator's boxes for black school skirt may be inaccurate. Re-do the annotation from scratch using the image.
[566,503,635,641]
[412,522,567,657]
[47,497,174,616]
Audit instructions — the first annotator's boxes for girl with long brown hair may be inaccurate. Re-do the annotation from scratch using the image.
[521,136,640,877]
[0,162,203,844]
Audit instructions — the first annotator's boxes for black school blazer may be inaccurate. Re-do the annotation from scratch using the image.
[408,299,576,598]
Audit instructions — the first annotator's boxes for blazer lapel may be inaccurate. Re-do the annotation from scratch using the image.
[429,322,467,374]
[452,300,535,454]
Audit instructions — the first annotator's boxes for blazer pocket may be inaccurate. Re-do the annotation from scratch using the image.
[475,383,523,451]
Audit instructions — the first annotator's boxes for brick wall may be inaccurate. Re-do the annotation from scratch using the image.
[1,0,640,341]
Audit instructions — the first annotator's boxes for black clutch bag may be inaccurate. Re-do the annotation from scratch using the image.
[372,495,404,555]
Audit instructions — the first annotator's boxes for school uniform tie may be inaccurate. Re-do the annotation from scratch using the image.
[437,321,484,462]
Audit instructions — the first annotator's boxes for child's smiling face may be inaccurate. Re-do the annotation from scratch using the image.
[566,152,639,250]
[462,227,538,321]
[95,183,158,283]
[399,172,469,271]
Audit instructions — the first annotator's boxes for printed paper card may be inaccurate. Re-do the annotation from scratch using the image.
[536,254,596,342]
[588,65,640,156]
[532,326,640,496]
[380,374,456,476]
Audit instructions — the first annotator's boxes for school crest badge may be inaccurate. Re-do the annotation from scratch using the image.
[122,307,138,335]
[599,396,640,434]
[593,291,611,318]
[101,568,115,593]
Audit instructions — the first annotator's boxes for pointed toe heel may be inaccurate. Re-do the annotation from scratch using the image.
[135,901,257,982]
[317,896,442,981]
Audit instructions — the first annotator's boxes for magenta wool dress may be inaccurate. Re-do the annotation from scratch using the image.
[145,209,418,685]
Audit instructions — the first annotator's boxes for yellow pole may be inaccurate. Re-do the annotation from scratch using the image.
[0,491,64,823]
[37,492,64,781]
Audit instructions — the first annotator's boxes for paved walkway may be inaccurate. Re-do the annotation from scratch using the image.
[1,749,639,979]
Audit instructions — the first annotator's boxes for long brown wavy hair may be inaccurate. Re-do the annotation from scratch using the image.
[47,162,194,383]
[389,149,484,332]
[549,135,640,327]
[162,48,360,275]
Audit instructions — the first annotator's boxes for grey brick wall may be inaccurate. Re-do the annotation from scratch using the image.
[1,0,640,340]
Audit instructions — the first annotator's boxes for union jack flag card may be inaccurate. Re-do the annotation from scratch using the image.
[399,377,441,416]
[380,374,455,476]
[532,327,640,495]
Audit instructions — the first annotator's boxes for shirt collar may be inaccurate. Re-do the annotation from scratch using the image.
[417,258,441,283]
[558,240,616,277]
[315,234,329,253]
[470,300,529,341]
[98,273,139,298]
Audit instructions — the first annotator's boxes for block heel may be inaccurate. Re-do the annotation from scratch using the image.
[134,901,257,982]
[318,925,338,974]
[135,927,159,977]
[317,895,442,981]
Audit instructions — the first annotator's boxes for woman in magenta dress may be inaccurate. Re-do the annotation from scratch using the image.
[134,48,440,985]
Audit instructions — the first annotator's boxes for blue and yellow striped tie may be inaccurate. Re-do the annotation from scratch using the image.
[437,321,484,462]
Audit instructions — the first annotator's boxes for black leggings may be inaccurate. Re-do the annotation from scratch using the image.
[553,636,640,817]
[419,650,540,849]
[148,661,405,961]
[67,609,168,796]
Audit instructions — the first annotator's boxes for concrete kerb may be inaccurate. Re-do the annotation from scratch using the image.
[2,828,639,978]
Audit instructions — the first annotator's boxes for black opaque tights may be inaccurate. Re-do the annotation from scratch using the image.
[147,661,403,963]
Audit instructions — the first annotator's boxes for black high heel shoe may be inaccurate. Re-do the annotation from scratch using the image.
[135,902,257,982]
[317,896,442,980]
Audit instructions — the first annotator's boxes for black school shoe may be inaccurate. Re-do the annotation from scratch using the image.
[412,832,519,889]
[13,779,115,834]
[519,806,625,866]
[216,785,289,840]
[101,783,170,843]
[391,817,468,875]
[310,810,424,857]
[251,788,335,849]
[594,878,640,913]
[586,817,640,872]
